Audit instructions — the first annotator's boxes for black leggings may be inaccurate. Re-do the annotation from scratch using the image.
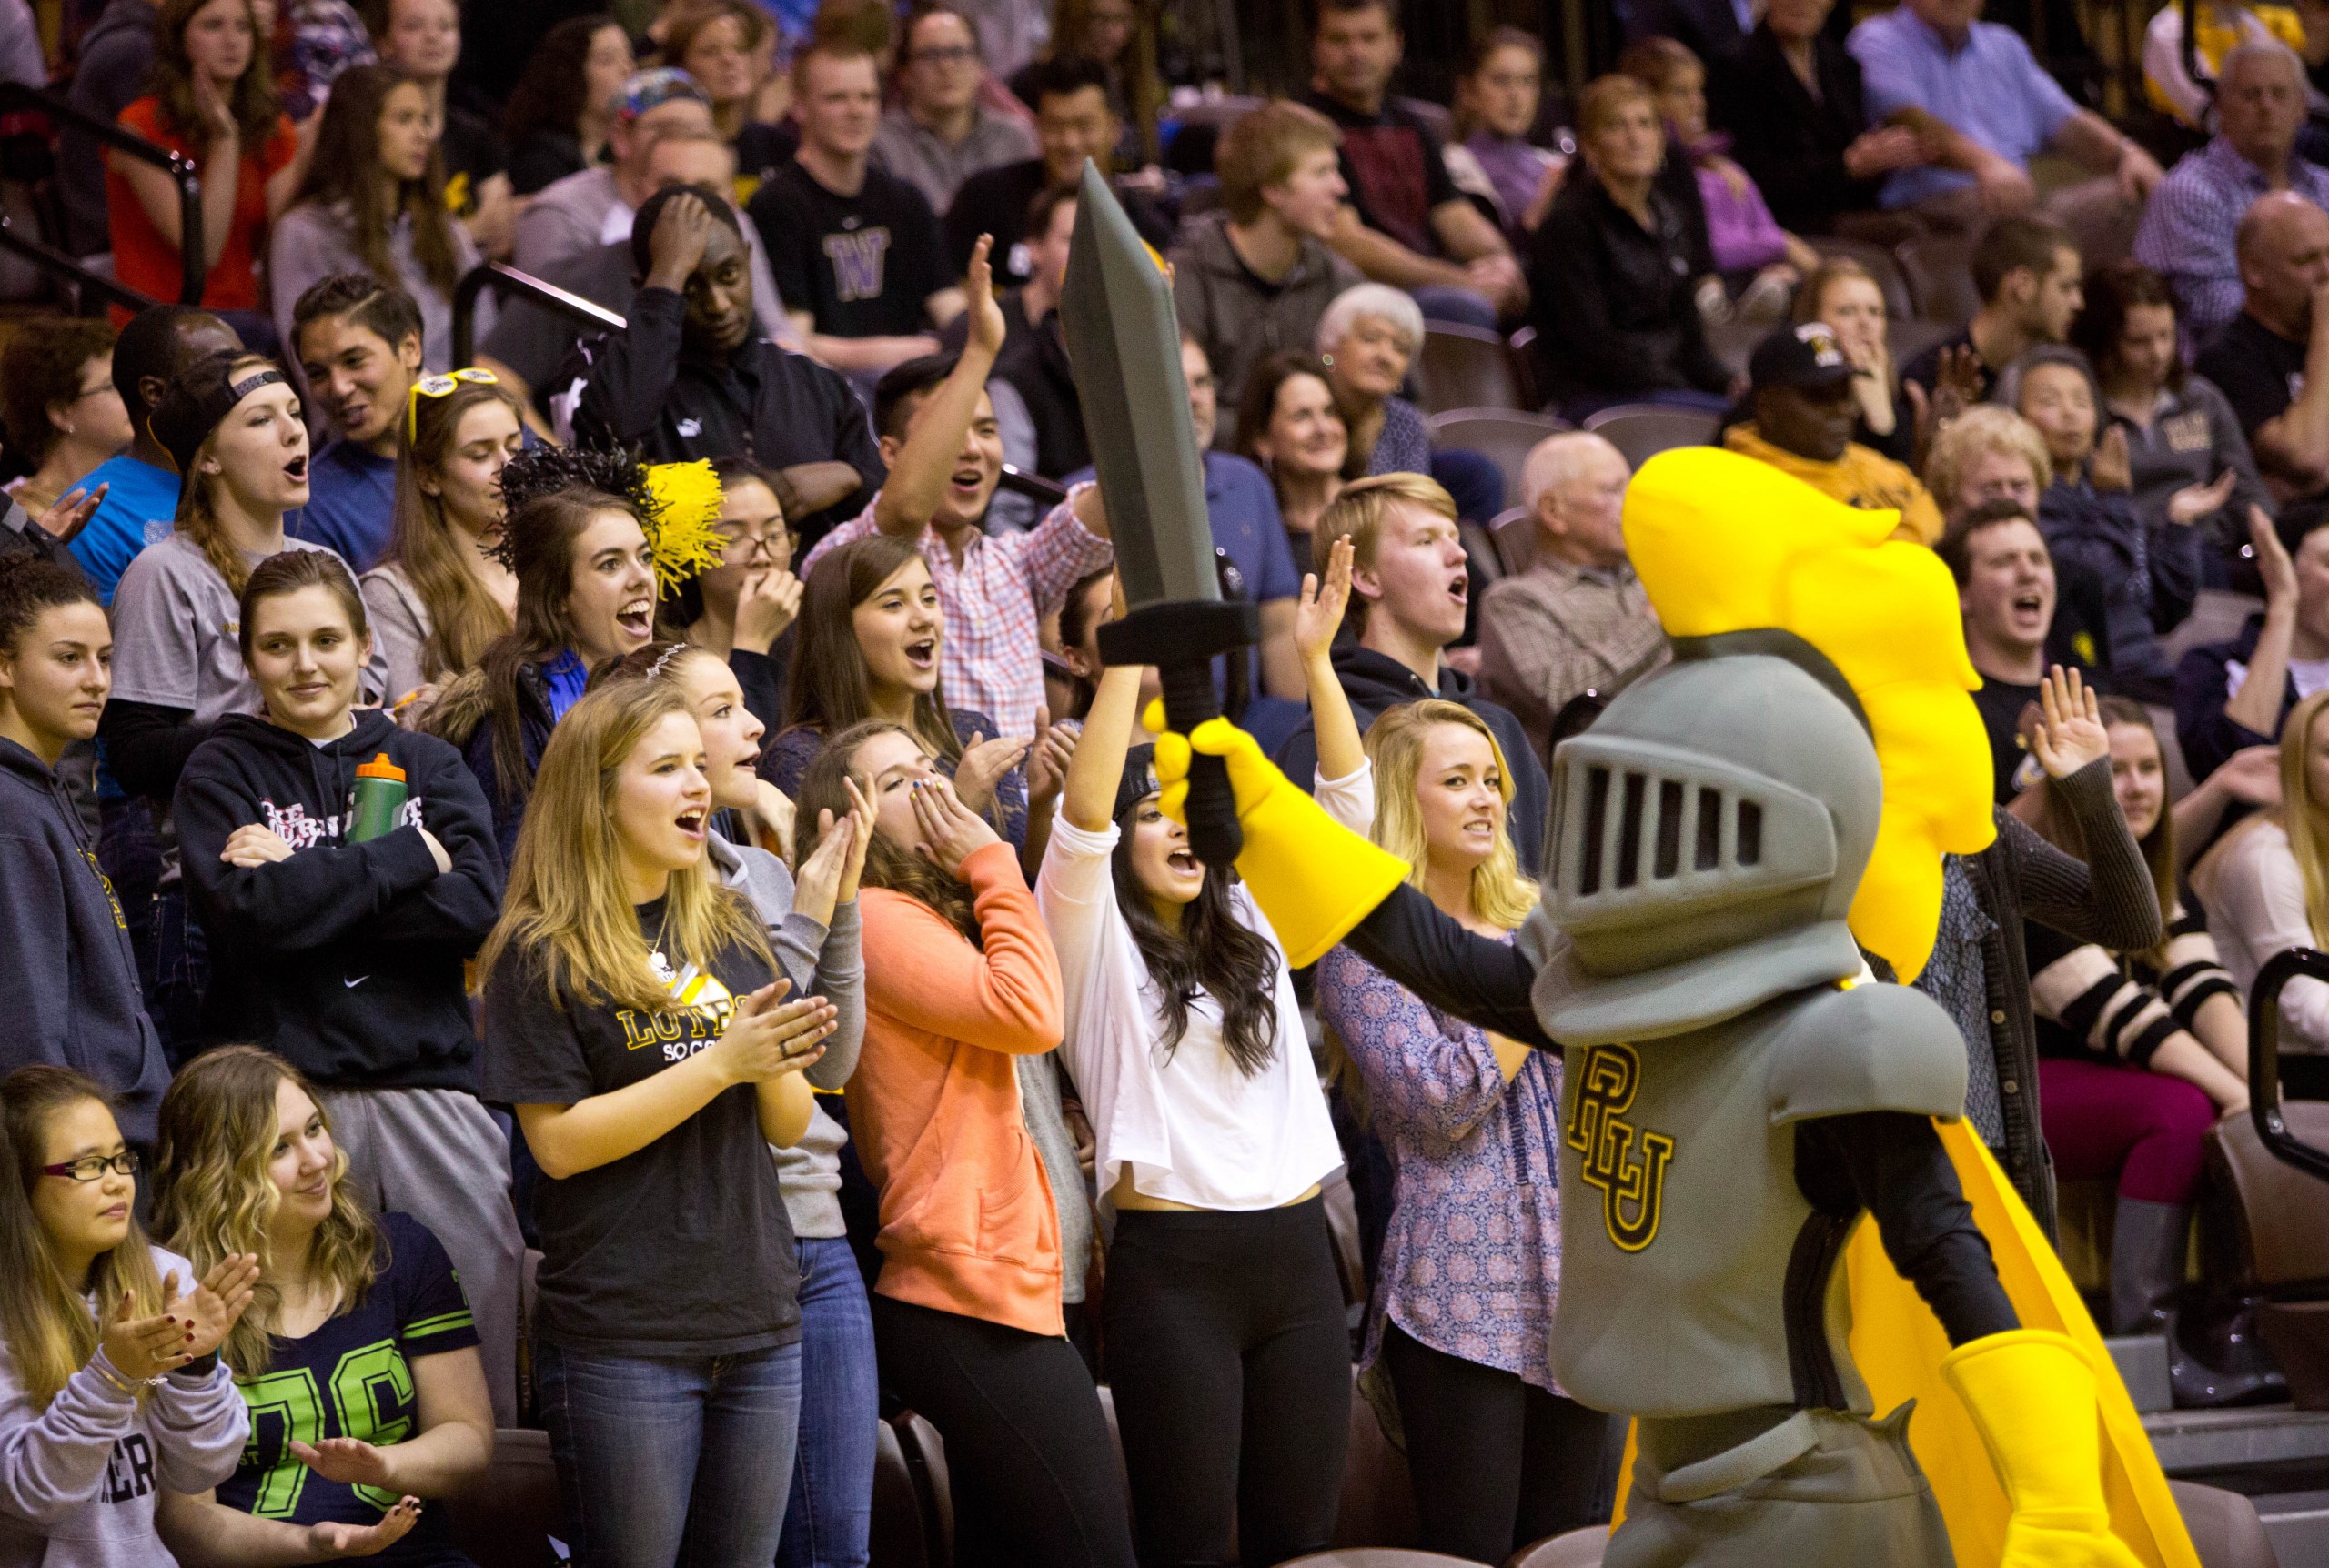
[1381,1323,1616,1564]
[872,1295,1136,1568]
[1103,1199,1352,1568]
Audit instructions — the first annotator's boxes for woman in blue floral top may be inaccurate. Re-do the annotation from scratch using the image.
[1315,698,1612,1563]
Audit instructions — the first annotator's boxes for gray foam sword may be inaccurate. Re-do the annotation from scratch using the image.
[1056,157,1258,867]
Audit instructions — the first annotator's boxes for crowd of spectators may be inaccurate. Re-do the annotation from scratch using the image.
[0,0,2327,1559]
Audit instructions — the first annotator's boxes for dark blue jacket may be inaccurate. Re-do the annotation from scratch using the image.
[2037,477,2200,703]
[0,738,168,1140]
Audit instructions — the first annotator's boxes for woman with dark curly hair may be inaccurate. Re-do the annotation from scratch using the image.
[267,64,486,372]
[0,318,131,519]
[501,15,636,196]
[106,0,308,327]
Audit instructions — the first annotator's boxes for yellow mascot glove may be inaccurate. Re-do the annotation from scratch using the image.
[1940,1329,2146,1568]
[1148,707,1410,968]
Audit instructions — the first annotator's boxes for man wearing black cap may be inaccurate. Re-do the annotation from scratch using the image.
[1723,321,1946,545]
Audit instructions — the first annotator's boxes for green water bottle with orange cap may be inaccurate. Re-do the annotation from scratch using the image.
[348,753,408,843]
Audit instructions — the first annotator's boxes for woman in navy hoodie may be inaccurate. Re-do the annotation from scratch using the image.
[173,548,525,1429]
[0,558,168,1144]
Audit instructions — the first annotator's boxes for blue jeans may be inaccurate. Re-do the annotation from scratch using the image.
[777,1236,876,1568]
[537,1338,802,1568]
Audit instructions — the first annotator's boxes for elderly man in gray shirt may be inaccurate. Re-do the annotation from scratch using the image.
[872,5,1038,216]
[1477,430,1669,759]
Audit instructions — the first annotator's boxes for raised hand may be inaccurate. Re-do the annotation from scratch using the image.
[2027,664,2108,779]
[791,806,858,929]
[290,1436,394,1489]
[953,730,1030,815]
[1295,536,1356,667]
[2251,505,2297,611]
[221,824,295,868]
[837,776,875,901]
[2214,744,2284,808]
[964,233,1006,361]
[169,1254,259,1361]
[734,567,802,655]
[645,192,715,292]
[2091,425,2133,495]
[2164,467,2237,527]
[910,776,1001,874]
[33,482,106,545]
[709,986,835,1087]
[306,1500,422,1559]
[1023,704,1081,803]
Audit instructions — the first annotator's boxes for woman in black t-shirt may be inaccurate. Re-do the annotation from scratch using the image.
[479,678,835,1566]
[151,1045,489,1565]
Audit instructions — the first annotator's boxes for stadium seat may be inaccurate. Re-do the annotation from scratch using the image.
[2170,1480,2281,1568]
[1895,232,1980,327]
[892,1410,954,1565]
[446,1429,564,1568]
[1504,1527,1610,1567]
[1487,506,1534,576]
[1427,407,1569,509]
[1284,1553,1480,1566]
[1579,405,1720,471]
[1417,323,1526,414]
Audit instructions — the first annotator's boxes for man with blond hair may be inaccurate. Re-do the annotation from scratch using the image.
[1171,99,1363,440]
[1477,431,1667,760]
[1273,472,1550,870]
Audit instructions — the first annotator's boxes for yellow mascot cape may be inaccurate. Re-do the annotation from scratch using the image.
[1605,449,2195,1565]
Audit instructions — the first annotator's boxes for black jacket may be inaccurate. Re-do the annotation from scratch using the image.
[1711,25,1887,235]
[0,739,168,1141]
[175,710,504,1088]
[1274,642,1551,877]
[560,286,885,544]
[1529,176,1730,411]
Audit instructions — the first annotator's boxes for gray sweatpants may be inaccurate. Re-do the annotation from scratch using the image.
[319,1086,524,1429]
[1607,1403,1952,1568]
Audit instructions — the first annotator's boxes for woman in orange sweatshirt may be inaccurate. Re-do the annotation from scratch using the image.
[795,719,1135,1568]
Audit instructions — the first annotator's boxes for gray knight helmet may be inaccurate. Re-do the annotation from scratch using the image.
[1541,630,1881,981]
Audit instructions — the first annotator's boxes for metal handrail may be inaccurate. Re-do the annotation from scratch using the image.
[0,213,157,315]
[451,261,628,367]
[0,81,203,306]
[2247,947,2329,1184]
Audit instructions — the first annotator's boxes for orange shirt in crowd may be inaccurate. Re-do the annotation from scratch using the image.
[847,840,1068,1337]
[106,97,297,315]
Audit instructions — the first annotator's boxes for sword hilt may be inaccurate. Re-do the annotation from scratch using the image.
[1095,598,1260,870]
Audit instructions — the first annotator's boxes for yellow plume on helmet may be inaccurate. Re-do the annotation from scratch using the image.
[1620,447,1995,981]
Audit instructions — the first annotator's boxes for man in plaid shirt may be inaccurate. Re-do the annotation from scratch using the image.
[802,237,1114,737]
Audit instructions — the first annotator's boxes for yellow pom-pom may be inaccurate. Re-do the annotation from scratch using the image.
[640,460,729,593]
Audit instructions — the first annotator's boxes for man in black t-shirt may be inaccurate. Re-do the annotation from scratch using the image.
[750,40,963,381]
[2196,192,2329,513]
[943,55,1174,288]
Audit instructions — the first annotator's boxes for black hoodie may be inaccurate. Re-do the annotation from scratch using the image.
[1274,642,1552,877]
[0,738,169,1140]
[175,709,505,1089]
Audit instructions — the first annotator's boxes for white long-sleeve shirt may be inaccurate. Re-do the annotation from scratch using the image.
[1033,808,1341,1211]
[2193,818,2329,1053]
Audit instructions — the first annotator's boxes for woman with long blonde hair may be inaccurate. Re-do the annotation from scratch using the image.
[149,1046,489,1561]
[0,1066,255,1562]
[1313,698,1610,1563]
[361,373,523,710]
[477,678,835,1563]
[2195,685,2329,1055]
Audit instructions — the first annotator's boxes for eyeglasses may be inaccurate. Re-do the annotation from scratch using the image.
[41,1150,140,1183]
[407,367,500,440]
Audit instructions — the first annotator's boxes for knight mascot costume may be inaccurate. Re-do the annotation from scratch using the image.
[1058,156,2198,1567]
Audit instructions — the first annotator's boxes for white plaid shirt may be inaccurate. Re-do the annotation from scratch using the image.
[2135,137,2329,348]
[802,489,1113,737]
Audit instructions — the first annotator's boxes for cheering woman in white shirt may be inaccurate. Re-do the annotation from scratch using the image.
[1033,558,1363,1568]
